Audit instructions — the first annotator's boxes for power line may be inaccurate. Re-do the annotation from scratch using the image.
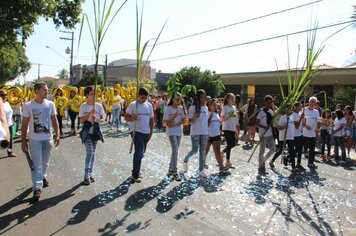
[72,20,354,69]
[151,20,354,62]
[105,0,325,56]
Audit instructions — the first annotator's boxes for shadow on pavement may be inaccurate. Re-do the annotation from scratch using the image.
[260,170,335,235]
[67,177,134,226]
[97,213,151,236]
[0,183,82,234]
[244,174,274,204]
[124,177,172,212]
[156,174,227,213]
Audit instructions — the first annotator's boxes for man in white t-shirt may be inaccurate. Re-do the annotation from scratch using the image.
[125,88,154,183]
[21,82,60,202]
[256,95,276,174]
[302,96,320,169]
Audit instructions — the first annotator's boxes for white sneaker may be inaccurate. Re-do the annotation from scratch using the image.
[199,170,208,178]
[183,162,188,173]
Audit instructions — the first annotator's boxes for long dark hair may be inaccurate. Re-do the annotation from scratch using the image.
[194,89,206,113]
[335,109,344,119]
[235,94,241,105]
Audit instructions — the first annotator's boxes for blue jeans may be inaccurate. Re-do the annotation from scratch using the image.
[168,135,182,173]
[84,135,98,176]
[132,132,149,179]
[184,135,208,172]
[29,139,53,190]
[112,107,121,129]
[334,136,346,161]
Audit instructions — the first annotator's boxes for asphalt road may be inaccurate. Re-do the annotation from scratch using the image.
[0,123,355,236]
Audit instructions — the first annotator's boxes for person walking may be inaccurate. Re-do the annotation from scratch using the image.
[125,88,154,183]
[302,97,320,169]
[221,93,237,168]
[332,109,347,164]
[183,89,209,178]
[0,90,16,157]
[256,95,276,174]
[21,82,60,201]
[79,86,105,185]
[67,89,79,135]
[291,102,306,170]
[163,92,186,181]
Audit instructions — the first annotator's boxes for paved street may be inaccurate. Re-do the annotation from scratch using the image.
[0,123,355,236]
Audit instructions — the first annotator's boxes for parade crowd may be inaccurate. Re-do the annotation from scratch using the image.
[0,82,355,202]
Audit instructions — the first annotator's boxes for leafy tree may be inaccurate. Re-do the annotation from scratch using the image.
[0,42,30,84]
[167,66,225,98]
[0,0,83,83]
[57,68,69,79]
[0,0,83,46]
[77,72,104,87]
[334,86,356,105]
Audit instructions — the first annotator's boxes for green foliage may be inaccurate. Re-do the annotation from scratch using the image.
[0,0,83,83]
[275,27,324,119]
[78,0,128,101]
[56,68,69,79]
[334,86,356,104]
[0,42,30,84]
[0,0,83,46]
[77,72,104,87]
[166,66,225,98]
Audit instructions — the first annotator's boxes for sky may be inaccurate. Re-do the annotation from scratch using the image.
[14,0,356,85]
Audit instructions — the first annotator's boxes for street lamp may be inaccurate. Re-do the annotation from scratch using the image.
[60,31,74,85]
[45,45,70,63]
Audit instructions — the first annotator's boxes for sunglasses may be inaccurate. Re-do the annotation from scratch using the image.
[0,94,7,97]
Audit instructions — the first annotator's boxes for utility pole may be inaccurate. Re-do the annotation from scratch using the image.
[104,54,108,86]
[60,31,74,85]
[37,64,41,80]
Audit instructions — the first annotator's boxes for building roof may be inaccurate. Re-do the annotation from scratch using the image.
[219,67,356,86]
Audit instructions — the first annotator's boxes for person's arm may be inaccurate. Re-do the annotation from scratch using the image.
[332,121,346,134]
[147,110,154,143]
[294,113,304,129]
[248,105,258,120]
[80,111,95,124]
[21,116,29,152]
[51,115,60,147]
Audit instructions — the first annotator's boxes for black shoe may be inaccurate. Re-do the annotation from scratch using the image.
[173,174,181,181]
[258,167,268,175]
[90,177,95,183]
[296,165,306,171]
[33,189,41,202]
[43,178,49,188]
[83,177,90,185]
[133,177,142,183]
[283,157,288,166]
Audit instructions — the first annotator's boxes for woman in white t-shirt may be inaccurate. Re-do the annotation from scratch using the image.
[163,92,186,181]
[291,101,306,170]
[269,111,299,172]
[79,86,105,185]
[204,99,229,174]
[221,93,237,168]
[183,89,209,178]
[332,109,347,163]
